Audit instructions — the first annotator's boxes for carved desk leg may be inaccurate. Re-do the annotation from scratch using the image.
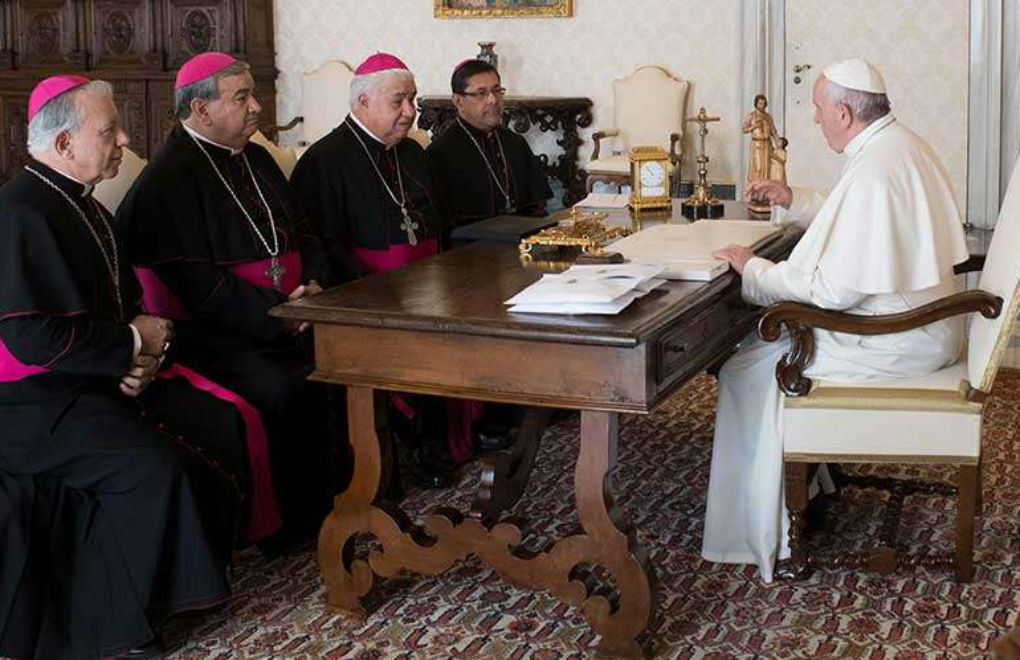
[572,410,655,658]
[318,385,402,613]
[471,407,554,523]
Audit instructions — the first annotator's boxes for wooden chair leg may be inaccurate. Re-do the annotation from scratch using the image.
[975,459,983,515]
[775,461,812,580]
[955,463,978,582]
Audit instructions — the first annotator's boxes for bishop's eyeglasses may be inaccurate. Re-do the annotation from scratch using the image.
[458,86,507,100]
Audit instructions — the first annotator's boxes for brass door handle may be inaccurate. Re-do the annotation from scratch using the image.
[792,63,812,85]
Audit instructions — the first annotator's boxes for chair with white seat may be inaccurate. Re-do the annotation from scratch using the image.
[586,65,689,193]
[93,147,147,214]
[757,156,1020,582]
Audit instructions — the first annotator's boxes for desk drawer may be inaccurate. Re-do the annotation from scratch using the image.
[654,288,751,385]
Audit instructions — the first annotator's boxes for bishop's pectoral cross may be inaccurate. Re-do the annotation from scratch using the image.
[265,255,286,291]
[400,207,419,246]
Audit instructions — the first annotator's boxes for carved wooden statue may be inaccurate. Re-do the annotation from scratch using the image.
[743,94,780,212]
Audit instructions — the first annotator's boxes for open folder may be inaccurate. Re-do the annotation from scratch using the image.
[610,221,778,281]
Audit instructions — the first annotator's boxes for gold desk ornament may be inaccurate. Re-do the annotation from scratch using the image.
[518,206,631,260]
[628,146,672,212]
[681,107,725,220]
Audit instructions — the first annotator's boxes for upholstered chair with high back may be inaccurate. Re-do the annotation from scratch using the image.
[250,130,298,179]
[586,65,690,193]
[93,147,147,214]
[756,157,1019,583]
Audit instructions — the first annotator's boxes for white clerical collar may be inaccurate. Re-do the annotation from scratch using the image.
[844,113,895,158]
[48,164,94,197]
[348,113,387,147]
[182,122,244,156]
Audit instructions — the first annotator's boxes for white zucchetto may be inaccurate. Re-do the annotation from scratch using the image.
[822,58,887,94]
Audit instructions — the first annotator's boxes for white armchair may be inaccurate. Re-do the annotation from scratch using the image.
[586,65,689,193]
[93,147,147,214]
[758,157,1020,583]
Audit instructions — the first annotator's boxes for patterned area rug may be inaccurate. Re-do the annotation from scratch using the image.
[164,370,1019,660]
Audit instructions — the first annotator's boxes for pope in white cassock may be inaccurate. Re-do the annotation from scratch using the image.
[705,58,970,582]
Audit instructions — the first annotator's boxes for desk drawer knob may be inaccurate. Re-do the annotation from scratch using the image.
[664,341,687,356]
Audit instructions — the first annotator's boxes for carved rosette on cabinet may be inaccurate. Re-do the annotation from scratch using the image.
[0,0,279,182]
[15,1,77,68]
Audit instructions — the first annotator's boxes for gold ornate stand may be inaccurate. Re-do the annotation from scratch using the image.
[320,386,655,659]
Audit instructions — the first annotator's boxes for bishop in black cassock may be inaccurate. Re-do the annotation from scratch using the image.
[116,53,333,549]
[0,75,233,660]
[427,59,551,227]
[290,53,476,489]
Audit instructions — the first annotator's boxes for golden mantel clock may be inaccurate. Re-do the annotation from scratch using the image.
[628,146,672,212]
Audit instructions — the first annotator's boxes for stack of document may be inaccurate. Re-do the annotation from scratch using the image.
[574,192,630,208]
[610,221,778,281]
[505,263,667,315]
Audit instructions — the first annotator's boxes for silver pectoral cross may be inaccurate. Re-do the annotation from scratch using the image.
[400,207,419,246]
[265,255,286,291]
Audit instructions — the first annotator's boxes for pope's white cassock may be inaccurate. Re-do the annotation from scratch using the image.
[701,112,970,582]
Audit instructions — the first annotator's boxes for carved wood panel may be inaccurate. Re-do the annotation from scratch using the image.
[14,0,78,68]
[0,0,277,181]
[146,78,176,157]
[86,0,159,68]
[2,93,31,178]
[165,0,237,68]
[109,78,147,152]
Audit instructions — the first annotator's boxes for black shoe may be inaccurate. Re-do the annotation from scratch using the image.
[409,447,457,489]
[119,639,163,659]
[473,426,515,453]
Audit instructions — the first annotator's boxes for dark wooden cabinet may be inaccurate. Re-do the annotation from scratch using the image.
[0,0,277,181]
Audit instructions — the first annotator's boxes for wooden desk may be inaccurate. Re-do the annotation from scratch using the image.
[417,96,593,207]
[274,214,799,658]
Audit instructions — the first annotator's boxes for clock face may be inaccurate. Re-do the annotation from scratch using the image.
[639,161,666,197]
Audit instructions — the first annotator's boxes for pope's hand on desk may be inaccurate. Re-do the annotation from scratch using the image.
[283,284,312,334]
[711,245,754,275]
[744,179,792,208]
[119,354,159,397]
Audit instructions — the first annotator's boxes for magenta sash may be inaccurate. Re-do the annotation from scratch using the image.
[157,363,282,542]
[0,337,48,382]
[135,250,304,320]
[353,239,438,275]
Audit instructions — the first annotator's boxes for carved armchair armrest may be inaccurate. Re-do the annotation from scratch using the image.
[591,127,619,161]
[757,290,1003,396]
[953,254,985,275]
[260,116,304,144]
[669,131,682,169]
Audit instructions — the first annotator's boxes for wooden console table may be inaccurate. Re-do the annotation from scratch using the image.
[417,96,593,208]
[274,210,799,658]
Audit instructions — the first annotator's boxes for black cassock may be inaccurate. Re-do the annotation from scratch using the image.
[290,116,444,286]
[426,119,552,227]
[0,162,237,660]
[117,125,333,539]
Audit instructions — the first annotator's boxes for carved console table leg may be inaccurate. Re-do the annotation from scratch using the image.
[471,407,554,523]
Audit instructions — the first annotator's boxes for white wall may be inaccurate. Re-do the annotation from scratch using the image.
[273,0,743,183]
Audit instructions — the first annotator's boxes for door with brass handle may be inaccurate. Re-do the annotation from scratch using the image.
[792,63,812,85]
